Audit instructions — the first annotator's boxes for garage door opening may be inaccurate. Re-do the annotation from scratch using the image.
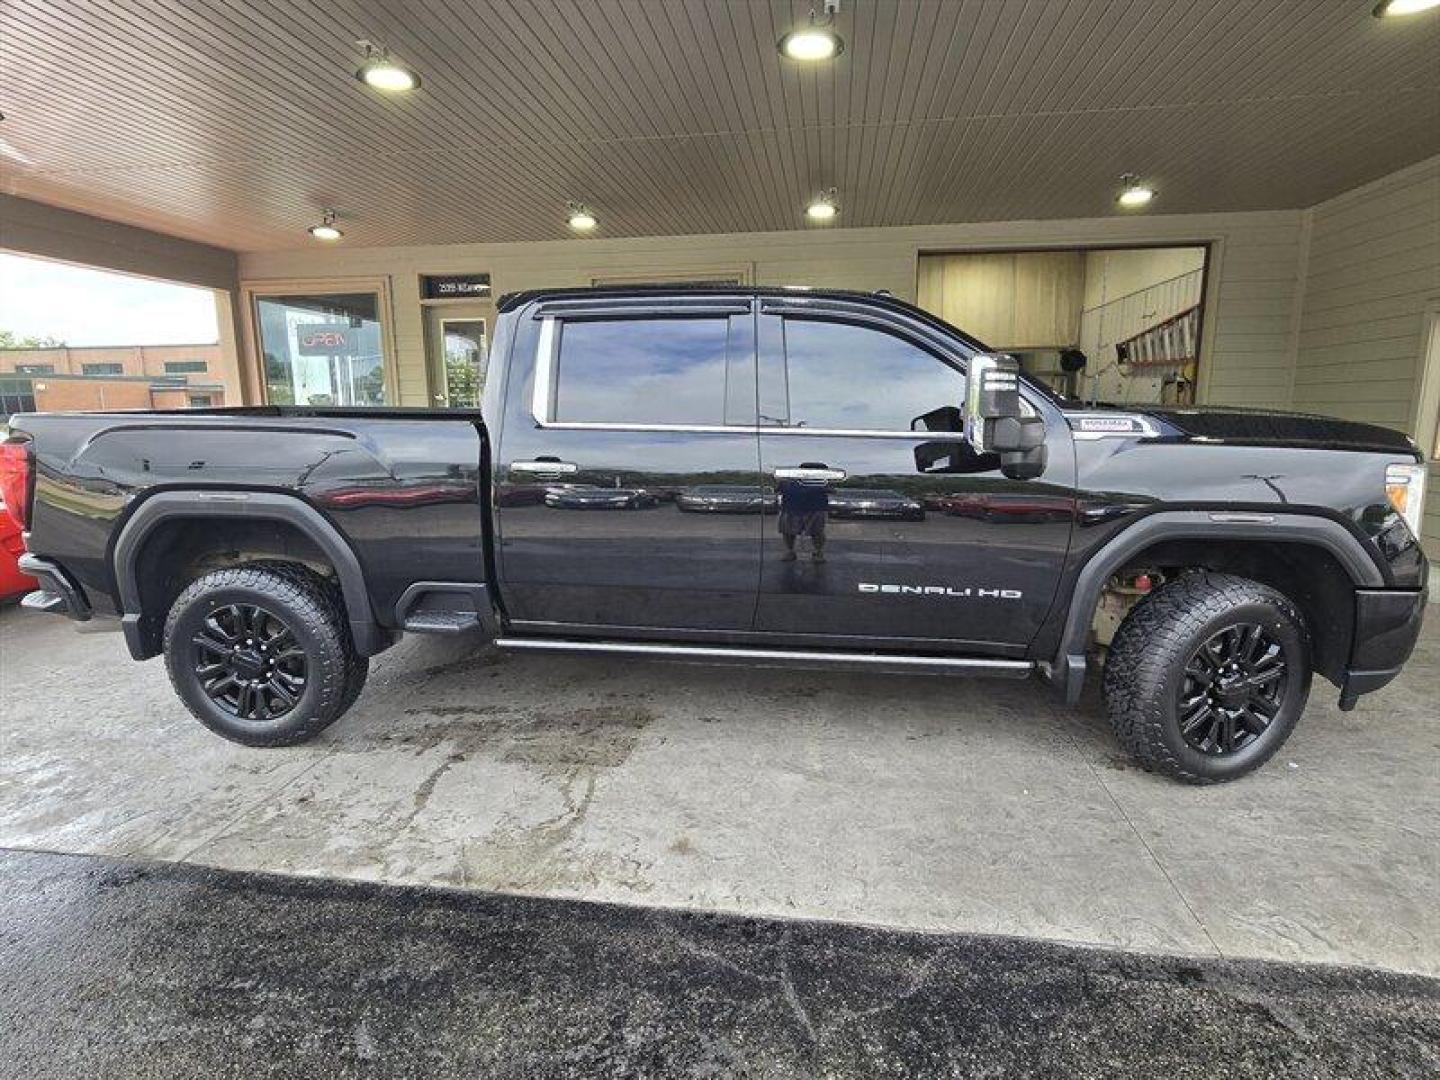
[918,246,1209,406]
[0,252,235,421]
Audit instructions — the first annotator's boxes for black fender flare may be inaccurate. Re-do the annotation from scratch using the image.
[1049,510,1384,703]
[111,490,393,660]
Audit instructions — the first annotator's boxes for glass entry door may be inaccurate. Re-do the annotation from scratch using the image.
[253,290,392,406]
[424,302,490,407]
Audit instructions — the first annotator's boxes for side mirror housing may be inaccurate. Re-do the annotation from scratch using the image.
[963,353,1020,453]
[964,353,1048,480]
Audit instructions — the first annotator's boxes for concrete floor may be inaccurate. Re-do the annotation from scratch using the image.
[0,604,1436,976]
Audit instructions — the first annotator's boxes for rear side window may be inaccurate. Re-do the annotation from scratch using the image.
[553,317,730,425]
[778,318,963,432]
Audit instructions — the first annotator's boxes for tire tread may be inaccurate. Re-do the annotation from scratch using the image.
[1102,571,1310,784]
[162,562,363,747]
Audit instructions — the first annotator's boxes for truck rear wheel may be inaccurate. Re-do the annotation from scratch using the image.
[1102,572,1311,783]
[163,564,363,747]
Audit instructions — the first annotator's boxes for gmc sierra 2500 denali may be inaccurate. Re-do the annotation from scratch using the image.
[2,287,1429,783]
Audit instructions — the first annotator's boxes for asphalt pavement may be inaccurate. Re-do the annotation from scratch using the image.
[1,848,1435,1079]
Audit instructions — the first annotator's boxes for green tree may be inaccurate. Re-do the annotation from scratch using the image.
[0,330,65,348]
[444,354,480,406]
[262,351,294,404]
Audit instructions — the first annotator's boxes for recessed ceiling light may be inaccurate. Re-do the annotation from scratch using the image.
[308,209,343,241]
[566,201,597,232]
[806,188,839,221]
[355,41,420,92]
[1373,0,1440,16]
[1116,174,1155,209]
[779,1,844,60]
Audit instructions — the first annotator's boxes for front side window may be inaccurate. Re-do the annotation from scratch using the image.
[165,360,208,374]
[777,318,963,432]
[552,317,730,426]
[16,363,53,375]
[82,362,124,375]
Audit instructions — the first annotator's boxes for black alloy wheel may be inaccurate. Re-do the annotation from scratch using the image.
[192,602,308,721]
[1177,623,1287,755]
[1103,572,1312,783]
[164,564,363,747]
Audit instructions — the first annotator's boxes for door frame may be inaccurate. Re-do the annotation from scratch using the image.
[421,299,493,407]
[239,276,402,406]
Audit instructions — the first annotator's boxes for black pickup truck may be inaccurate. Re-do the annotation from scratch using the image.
[2,286,1429,783]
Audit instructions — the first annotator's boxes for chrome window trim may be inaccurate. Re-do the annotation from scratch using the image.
[760,302,1059,423]
[759,303,1044,434]
[528,420,966,438]
[531,316,557,426]
[527,298,1026,439]
[532,309,751,432]
[759,426,963,440]
[536,420,753,435]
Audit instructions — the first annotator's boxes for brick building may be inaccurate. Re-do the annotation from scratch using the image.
[0,343,228,418]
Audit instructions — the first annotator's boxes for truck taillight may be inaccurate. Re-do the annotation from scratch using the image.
[0,437,34,531]
[1385,462,1427,538]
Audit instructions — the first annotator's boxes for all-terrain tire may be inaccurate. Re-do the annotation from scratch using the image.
[163,563,362,747]
[1103,572,1312,783]
[225,561,370,716]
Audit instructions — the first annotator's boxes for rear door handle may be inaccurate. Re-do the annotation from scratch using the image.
[511,459,579,476]
[773,466,847,482]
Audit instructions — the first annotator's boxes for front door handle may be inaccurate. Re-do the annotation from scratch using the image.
[511,459,579,476]
[773,466,847,482]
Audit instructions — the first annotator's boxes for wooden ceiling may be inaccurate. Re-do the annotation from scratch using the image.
[2,1,1438,252]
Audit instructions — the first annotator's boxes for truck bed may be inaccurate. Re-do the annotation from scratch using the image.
[13,408,491,635]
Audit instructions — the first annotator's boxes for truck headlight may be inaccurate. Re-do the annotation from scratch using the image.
[1385,462,1428,537]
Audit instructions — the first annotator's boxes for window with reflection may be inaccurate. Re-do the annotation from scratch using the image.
[553,318,730,425]
[777,318,964,432]
[256,292,387,406]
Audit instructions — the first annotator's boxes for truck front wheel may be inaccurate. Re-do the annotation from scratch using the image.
[1102,572,1312,783]
[163,564,364,747]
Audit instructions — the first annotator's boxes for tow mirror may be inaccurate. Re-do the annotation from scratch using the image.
[964,353,1020,452]
[964,353,1047,480]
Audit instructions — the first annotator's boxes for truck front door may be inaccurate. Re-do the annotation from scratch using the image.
[753,300,1075,654]
[494,298,762,634]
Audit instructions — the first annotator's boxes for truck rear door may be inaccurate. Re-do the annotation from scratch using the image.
[493,296,762,633]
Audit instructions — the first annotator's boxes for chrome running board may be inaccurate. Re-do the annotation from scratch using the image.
[493,637,1034,677]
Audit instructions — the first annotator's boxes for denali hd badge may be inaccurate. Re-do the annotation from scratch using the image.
[859,583,1022,599]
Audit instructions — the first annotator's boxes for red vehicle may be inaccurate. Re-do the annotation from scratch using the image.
[0,438,38,599]
[0,502,36,600]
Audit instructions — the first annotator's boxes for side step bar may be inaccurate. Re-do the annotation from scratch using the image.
[494,637,1035,678]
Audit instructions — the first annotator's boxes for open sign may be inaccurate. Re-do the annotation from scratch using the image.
[296,324,357,355]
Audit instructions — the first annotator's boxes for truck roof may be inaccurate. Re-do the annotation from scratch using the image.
[496,284,990,352]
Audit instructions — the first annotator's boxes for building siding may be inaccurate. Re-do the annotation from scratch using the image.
[1294,157,1440,552]
[239,209,1306,415]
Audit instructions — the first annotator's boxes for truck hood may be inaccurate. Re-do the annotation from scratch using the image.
[1069,403,1419,456]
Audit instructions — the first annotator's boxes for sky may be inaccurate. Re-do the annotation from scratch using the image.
[0,253,219,346]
